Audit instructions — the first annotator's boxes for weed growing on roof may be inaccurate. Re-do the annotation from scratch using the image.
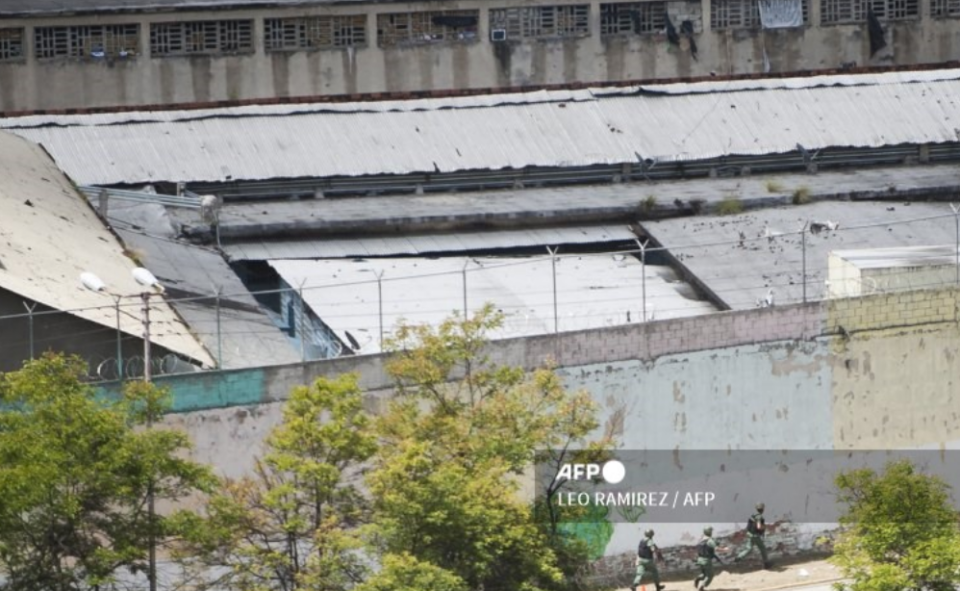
[717,195,744,215]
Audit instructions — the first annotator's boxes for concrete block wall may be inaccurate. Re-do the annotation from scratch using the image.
[2,0,960,112]
[825,285,960,335]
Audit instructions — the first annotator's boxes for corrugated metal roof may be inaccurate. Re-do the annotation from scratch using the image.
[269,256,717,355]
[0,131,215,367]
[641,201,959,311]
[99,197,302,368]
[224,225,637,260]
[4,72,960,186]
[0,0,371,17]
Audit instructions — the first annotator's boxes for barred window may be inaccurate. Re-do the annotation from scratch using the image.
[150,20,254,56]
[377,11,479,47]
[34,24,139,59]
[0,28,25,61]
[712,0,809,28]
[822,0,917,23]
[712,0,762,28]
[600,2,668,35]
[932,0,960,16]
[265,15,367,50]
[490,5,590,40]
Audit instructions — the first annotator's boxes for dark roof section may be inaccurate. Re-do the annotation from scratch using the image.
[0,0,395,17]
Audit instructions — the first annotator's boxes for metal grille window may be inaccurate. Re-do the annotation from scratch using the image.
[265,15,367,50]
[932,0,960,16]
[150,20,254,56]
[34,24,139,59]
[822,0,918,23]
[490,5,590,40]
[0,28,24,61]
[712,0,762,28]
[377,11,479,47]
[600,2,668,34]
[712,0,809,28]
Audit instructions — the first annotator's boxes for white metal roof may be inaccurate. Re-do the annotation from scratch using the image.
[268,255,717,355]
[831,245,960,269]
[641,200,960,310]
[4,70,960,186]
[224,225,637,260]
[0,131,214,367]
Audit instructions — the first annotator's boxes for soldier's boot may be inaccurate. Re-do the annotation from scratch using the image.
[657,584,666,591]
[694,576,703,589]
[763,561,773,569]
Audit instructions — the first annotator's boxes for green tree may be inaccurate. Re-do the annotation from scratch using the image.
[368,304,611,591]
[832,458,960,591]
[175,373,376,591]
[356,553,467,591]
[0,353,214,591]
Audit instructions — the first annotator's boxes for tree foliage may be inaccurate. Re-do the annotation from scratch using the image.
[175,373,376,591]
[355,553,467,591]
[0,353,213,591]
[368,304,611,591]
[832,458,960,591]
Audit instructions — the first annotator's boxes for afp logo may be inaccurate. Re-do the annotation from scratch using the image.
[555,460,626,484]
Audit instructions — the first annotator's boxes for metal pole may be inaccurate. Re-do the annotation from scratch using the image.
[376,271,384,350]
[298,284,306,362]
[801,222,809,303]
[23,301,36,360]
[636,240,649,321]
[215,287,223,369]
[140,292,156,591]
[547,247,559,334]
[114,295,123,379]
[952,204,960,285]
[462,260,469,317]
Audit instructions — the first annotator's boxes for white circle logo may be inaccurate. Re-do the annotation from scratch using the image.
[602,460,626,484]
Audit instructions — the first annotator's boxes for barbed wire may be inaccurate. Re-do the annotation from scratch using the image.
[4,206,960,369]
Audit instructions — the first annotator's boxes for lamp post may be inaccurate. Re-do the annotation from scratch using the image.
[81,266,164,591]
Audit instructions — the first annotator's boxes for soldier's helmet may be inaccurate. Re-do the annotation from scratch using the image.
[703,526,713,536]
[645,529,655,538]
[756,503,765,513]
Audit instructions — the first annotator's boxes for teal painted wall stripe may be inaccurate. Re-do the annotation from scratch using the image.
[96,368,266,413]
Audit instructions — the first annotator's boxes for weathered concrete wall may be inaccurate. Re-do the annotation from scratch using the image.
[1,0,959,112]
[129,285,960,565]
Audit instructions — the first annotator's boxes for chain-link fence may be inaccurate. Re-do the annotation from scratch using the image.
[4,203,960,381]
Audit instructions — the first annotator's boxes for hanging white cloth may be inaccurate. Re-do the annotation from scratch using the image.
[758,0,803,28]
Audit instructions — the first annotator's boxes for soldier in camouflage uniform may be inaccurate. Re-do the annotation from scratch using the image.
[630,529,665,591]
[735,503,771,569]
[694,527,724,590]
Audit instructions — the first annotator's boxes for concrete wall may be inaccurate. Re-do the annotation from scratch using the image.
[2,0,960,112]
[114,285,960,569]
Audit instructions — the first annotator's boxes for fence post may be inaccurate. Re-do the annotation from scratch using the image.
[951,204,960,285]
[113,295,123,379]
[801,222,810,303]
[298,283,306,363]
[23,301,36,360]
[462,260,469,318]
[547,247,559,335]
[214,286,223,369]
[635,240,649,321]
[376,271,385,351]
